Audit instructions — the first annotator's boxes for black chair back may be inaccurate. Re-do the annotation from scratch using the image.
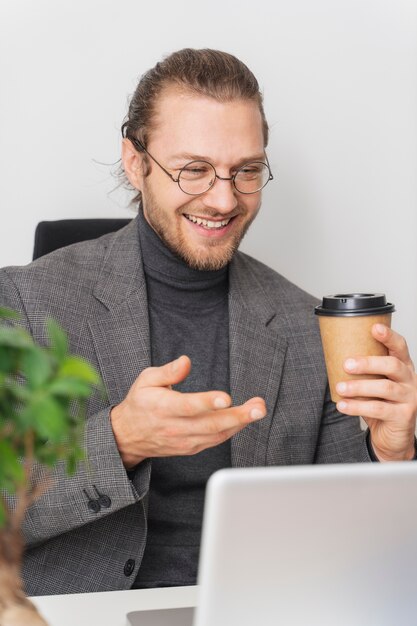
[33,218,131,260]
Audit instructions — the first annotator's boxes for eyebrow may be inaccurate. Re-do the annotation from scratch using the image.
[169,152,267,168]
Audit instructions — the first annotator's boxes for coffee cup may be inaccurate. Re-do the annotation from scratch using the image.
[314,293,395,403]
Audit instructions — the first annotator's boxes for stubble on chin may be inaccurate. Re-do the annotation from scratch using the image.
[141,186,258,271]
[177,234,238,271]
[174,214,257,271]
[146,210,256,271]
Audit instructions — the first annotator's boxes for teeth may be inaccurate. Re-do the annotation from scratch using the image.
[185,214,231,229]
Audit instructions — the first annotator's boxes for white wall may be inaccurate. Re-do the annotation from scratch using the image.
[1,0,416,358]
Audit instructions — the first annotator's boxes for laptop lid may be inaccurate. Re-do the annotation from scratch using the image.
[194,463,417,626]
[126,607,194,626]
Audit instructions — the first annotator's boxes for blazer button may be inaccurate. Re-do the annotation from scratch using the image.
[87,499,101,514]
[124,559,136,577]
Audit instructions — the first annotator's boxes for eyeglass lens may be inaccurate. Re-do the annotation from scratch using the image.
[178,161,271,195]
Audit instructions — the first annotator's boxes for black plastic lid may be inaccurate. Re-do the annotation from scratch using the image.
[315,293,395,317]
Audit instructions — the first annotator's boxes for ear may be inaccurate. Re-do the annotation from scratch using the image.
[121,138,145,190]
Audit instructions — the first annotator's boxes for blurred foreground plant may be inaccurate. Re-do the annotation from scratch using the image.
[0,307,102,626]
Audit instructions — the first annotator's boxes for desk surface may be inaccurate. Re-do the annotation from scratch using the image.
[31,585,199,626]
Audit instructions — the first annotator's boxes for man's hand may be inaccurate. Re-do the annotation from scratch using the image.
[335,324,417,461]
[110,355,267,469]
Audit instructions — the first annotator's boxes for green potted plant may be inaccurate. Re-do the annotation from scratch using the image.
[0,307,102,626]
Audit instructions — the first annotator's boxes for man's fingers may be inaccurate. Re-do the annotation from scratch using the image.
[336,398,387,420]
[175,397,267,436]
[372,324,414,369]
[151,390,266,433]
[212,399,267,432]
[156,388,233,417]
[336,378,403,402]
[343,355,408,383]
[136,355,191,388]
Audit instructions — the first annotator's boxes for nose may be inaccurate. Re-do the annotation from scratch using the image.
[201,175,239,214]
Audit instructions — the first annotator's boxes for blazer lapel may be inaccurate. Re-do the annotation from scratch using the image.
[229,254,288,467]
[88,218,152,406]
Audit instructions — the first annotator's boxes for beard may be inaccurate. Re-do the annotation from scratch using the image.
[140,182,259,271]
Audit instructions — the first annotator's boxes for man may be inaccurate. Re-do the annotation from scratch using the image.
[1,49,417,595]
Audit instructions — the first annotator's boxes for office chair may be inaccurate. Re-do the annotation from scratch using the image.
[33,218,131,260]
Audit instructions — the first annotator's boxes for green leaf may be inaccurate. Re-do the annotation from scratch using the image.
[34,444,60,467]
[22,396,67,443]
[0,439,19,466]
[0,440,25,486]
[65,446,84,475]
[59,356,100,385]
[0,311,101,490]
[46,319,68,362]
[0,406,25,434]
[0,307,21,320]
[20,347,52,390]
[0,348,19,374]
[6,382,32,403]
[0,326,34,350]
[49,378,93,399]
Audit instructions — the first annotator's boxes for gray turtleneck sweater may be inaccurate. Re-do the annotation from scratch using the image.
[132,210,231,589]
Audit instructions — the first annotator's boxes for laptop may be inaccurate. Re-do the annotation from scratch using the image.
[126,606,194,625]
[127,462,417,626]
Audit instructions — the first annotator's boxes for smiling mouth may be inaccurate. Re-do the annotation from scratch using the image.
[184,214,233,229]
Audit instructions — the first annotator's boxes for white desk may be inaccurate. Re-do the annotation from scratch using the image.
[31,585,198,626]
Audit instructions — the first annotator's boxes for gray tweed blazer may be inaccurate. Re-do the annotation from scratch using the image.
[0,217,370,595]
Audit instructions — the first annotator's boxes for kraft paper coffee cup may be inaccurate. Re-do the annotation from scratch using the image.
[314,294,395,403]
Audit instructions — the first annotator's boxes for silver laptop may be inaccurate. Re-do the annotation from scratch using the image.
[128,462,417,626]
[126,606,194,625]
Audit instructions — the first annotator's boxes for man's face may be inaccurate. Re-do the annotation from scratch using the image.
[126,87,266,271]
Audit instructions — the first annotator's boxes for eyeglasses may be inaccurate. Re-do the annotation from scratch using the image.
[129,137,273,196]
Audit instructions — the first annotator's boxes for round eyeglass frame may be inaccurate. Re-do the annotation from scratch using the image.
[129,137,274,196]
